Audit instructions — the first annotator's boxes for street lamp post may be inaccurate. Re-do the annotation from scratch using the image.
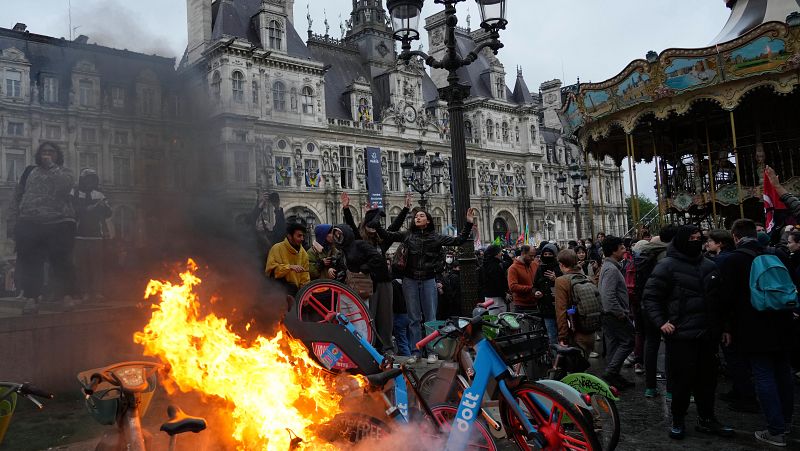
[387,0,508,315]
[557,159,589,241]
[401,142,445,209]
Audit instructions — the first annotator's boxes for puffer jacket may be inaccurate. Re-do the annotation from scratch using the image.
[780,192,800,220]
[336,224,390,282]
[374,220,473,280]
[642,244,721,340]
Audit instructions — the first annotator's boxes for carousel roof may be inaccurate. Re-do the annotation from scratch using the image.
[712,0,800,44]
[560,0,800,161]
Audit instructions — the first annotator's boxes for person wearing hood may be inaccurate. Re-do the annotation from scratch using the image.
[308,224,346,282]
[340,191,411,255]
[480,244,509,314]
[643,225,733,440]
[71,168,112,302]
[633,225,678,399]
[333,223,394,355]
[265,223,310,296]
[532,243,562,343]
[10,142,76,313]
[371,207,476,364]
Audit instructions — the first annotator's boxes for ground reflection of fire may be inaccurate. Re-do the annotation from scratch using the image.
[133,259,357,450]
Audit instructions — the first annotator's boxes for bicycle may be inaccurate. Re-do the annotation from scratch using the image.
[78,361,207,451]
[0,381,53,445]
[415,307,602,450]
[284,280,498,449]
[420,305,619,450]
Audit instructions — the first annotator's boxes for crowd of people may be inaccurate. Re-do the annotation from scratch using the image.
[259,167,799,448]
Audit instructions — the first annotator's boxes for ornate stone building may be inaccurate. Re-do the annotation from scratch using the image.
[0,0,627,258]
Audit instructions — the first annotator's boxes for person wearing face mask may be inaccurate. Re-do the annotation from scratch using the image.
[533,243,562,344]
[643,225,732,441]
[10,142,76,313]
[480,245,509,314]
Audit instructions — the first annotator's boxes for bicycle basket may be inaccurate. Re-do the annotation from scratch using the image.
[492,331,549,365]
[0,391,17,444]
[424,321,457,359]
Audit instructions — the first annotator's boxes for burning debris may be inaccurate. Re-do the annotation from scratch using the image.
[133,259,359,450]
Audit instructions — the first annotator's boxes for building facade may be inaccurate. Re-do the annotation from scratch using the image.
[0,0,627,259]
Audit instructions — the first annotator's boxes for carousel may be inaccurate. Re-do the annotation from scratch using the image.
[561,0,800,232]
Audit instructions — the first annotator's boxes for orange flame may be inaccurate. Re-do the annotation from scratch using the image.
[133,259,348,450]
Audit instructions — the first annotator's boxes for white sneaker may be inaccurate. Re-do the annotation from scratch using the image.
[427,354,438,364]
[589,352,600,358]
[21,298,38,315]
[405,355,419,365]
[755,430,787,447]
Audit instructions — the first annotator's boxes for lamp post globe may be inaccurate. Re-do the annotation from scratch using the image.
[387,0,424,42]
[475,0,508,30]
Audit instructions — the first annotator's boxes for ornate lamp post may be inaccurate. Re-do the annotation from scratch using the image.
[557,159,590,240]
[401,142,445,209]
[387,0,508,315]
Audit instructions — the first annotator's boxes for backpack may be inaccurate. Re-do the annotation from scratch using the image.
[633,248,665,301]
[738,248,798,311]
[568,273,602,333]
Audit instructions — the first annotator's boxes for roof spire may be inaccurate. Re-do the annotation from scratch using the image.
[517,65,523,77]
[324,9,329,37]
[339,13,345,39]
[466,9,471,30]
[306,4,313,34]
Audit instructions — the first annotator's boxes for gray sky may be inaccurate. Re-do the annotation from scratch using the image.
[8,0,733,200]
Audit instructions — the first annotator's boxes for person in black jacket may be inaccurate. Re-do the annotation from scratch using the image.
[340,191,411,255]
[719,219,797,447]
[480,245,509,313]
[643,225,733,441]
[372,207,475,364]
[533,243,562,344]
[333,223,394,354]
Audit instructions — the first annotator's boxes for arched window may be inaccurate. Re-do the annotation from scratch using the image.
[464,120,472,141]
[530,125,536,142]
[268,20,283,50]
[211,71,221,100]
[515,126,520,143]
[501,122,509,142]
[252,80,259,105]
[301,86,314,114]
[486,119,494,141]
[231,71,244,103]
[290,87,298,111]
[272,81,286,111]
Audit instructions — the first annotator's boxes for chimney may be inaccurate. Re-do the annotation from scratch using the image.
[12,23,27,32]
[74,34,89,44]
[186,0,212,66]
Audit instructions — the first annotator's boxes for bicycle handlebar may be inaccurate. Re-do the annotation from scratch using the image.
[19,383,53,399]
[416,330,440,350]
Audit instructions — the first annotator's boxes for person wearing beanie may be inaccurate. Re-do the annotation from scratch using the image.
[480,244,509,313]
[308,224,346,282]
[340,191,412,255]
[643,225,733,440]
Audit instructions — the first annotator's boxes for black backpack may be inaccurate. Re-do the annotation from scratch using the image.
[633,248,666,302]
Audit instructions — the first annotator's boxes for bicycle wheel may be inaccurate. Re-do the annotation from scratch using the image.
[500,381,601,451]
[428,404,498,451]
[295,280,372,371]
[417,368,462,405]
[589,394,620,451]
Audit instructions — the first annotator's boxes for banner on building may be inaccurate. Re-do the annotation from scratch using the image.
[365,147,384,210]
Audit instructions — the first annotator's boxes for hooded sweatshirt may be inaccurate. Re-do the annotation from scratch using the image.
[72,168,112,238]
[11,146,74,224]
[335,224,391,282]
[265,238,310,289]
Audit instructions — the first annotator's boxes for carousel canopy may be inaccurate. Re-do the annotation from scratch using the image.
[560,0,800,164]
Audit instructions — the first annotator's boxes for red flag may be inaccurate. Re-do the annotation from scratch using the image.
[763,169,787,232]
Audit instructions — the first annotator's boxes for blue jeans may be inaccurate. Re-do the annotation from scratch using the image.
[543,318,558,344]
[402,277,438,355]
[750,352,794,436]
[393,313,411,356]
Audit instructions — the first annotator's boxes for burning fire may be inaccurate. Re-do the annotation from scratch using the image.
[134,260,353,450]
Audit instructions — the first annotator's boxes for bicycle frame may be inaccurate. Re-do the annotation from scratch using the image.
[332,313,411,422]
[447,338,544,451]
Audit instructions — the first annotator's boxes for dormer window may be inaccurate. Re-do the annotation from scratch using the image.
[495,78,504,99]
[5,71,21,98]
[268,20,283,50]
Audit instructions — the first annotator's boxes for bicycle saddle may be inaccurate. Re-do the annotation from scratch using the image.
[551,343,583,356]
[159,405,207,436]
[365,368,402,389]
